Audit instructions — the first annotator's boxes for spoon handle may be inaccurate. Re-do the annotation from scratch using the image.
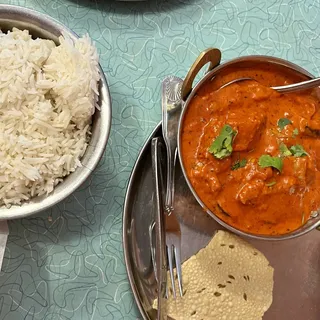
[161,76,183,214]
[272,77,320,93]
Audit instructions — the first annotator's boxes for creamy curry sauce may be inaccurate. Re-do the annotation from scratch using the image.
[181,63,320,235]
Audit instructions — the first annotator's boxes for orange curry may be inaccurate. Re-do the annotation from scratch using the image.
[181,62,320,235]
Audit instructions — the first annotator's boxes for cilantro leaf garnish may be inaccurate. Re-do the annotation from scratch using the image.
[279,142,292,157]
[208,125,237,159]
[277,118,292,131]
[292,128,299,137]
[289,144,309,157]
[231,159,247,170]
[279,142,309,158]
[266,181,276,187]
[258,155,283,172]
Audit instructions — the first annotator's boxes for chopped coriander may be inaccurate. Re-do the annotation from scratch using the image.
[277,118,292,131]
[279,142,308,158]
[231,159,247,170]
[208,125,237,159]
[266,181,276,187]
[258,155,283,172]
[279,142,291,157]
[290,144,309,157]
[292,128,299,137]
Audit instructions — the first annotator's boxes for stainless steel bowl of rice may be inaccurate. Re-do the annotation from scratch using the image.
[0,5,111,219]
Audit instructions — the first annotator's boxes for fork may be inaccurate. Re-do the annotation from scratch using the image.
[165,164,183,298]
[161,76,184,298]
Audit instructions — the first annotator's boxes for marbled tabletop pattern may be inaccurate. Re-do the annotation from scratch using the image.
[0,0,320,319]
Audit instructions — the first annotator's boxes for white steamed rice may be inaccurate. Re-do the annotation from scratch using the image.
[0,28,100,206]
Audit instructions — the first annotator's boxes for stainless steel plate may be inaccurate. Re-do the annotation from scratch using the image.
[123,123,320,320]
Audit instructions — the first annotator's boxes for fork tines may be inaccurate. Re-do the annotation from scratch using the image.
[166,230,183,298]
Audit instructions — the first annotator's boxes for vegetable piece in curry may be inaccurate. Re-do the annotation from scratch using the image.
[181,62,320,235]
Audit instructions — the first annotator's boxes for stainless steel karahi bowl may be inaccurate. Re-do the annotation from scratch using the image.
[0,5,111,220]
[177,48,320,241]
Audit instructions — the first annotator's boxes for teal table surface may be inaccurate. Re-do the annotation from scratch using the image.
[0,0,320,319]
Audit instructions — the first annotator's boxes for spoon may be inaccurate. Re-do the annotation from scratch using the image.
[220,76,320,93]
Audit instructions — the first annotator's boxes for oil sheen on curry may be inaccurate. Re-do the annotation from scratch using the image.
[181,63,320,235]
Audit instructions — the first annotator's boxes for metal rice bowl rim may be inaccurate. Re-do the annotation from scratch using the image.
[0,5,112,220]
[177,55,320,241]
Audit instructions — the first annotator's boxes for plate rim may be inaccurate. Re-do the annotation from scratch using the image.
[123,123,161,320]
